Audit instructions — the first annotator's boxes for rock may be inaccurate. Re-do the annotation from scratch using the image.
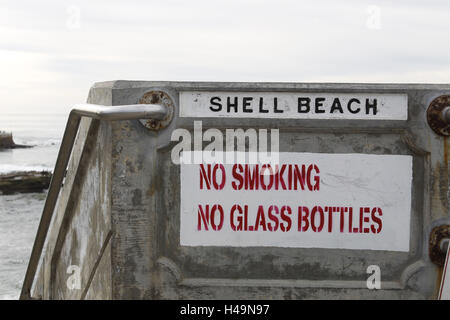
[0,171,52,194]
[0,131,14,148]
[0,131,32,149]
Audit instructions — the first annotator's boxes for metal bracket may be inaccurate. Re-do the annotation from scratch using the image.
[138,91,174,131]
[429,225,450,267]
[427,95,450,136]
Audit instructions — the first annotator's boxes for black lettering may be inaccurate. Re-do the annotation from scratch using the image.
[330,98,344,113]
[242,97,253,113]
[366,98,377,115]
[210,97,222,112]
[315,97,326,113]
[347,98,361,114]
[259,97,268,113]
[298,97,310,113]
[227,97,238,113]
[274,97,283,113]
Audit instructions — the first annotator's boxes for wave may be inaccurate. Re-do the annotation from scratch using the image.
[13,138,61,147]
[0,164,53,174]
[0,293,19,300]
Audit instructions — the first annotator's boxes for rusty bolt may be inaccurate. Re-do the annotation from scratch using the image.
[138,91,174,131]
[427,95,450,136]
[429,225,450,267]
[442,107,450,124]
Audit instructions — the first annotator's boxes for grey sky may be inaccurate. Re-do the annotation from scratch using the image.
[0,0,449,114]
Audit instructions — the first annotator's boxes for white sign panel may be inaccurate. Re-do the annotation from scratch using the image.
[179,92,408,120]
[180,152,412,251]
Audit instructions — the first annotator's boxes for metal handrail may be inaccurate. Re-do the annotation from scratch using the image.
[20,103,168,299]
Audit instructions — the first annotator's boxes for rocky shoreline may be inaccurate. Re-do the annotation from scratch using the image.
[0,171,52,195]
[0,131,52,194]
[0,131,32,149]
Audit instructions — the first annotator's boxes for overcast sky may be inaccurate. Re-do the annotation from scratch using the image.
[1,0,449,114]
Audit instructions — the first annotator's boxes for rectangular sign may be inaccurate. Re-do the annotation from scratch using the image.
[180,152,413,251]
[179,91,408,120]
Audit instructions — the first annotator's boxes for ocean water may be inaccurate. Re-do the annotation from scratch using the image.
[0,113,67,299]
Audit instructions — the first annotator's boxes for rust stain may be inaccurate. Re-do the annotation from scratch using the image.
[435,266,444,299]
[147,184,156,197]
[444,136,448,165]
[429,225,450,267]
[138,90,174,131]
[427,95,450,136]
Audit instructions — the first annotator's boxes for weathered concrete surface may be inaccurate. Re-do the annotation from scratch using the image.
[29,81,449,300]
[31,118,113,299]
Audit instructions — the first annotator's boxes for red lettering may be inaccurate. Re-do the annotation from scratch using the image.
[348,207,353,233]
[307,164,320,191]
[267,205,279,232]
[210,204,224,230]
[278,165,287,190]
[260,164,274,190]
[231,164,244,190]
[197,204,223,230]
[311,206,324,232]
[255,205,267,231]
[245,165,259,190]
[371,207,383,233]
[199,164,211,190]
[298,206,310,232]
[200,164,225,190]
[212,164,226,190]
[230,204,242,231]
[339,207,346,233]
[293,165,306,190]
[280,206,292,232]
